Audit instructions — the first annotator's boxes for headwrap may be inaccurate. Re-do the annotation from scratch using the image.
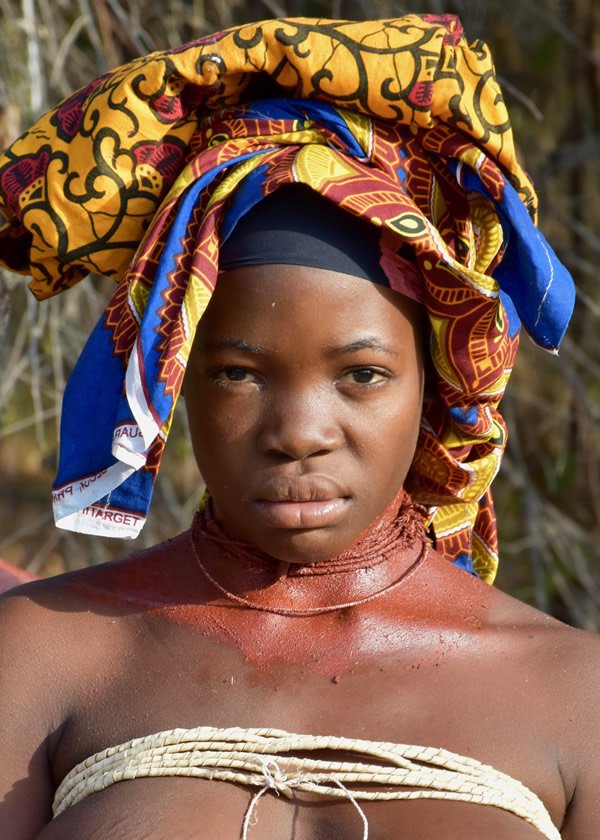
[0,15,575,582]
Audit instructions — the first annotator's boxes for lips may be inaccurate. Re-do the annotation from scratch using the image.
[251,475,351,529]
[255,475,347,503]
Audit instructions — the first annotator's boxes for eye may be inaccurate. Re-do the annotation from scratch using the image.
[346,367,388,385]
[222,367,249,381]
[209,366,262,389]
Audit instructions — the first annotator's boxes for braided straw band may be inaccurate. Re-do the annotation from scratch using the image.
[52,726,561,839]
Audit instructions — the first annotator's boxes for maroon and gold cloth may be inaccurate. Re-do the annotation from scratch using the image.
[0,16,575,582]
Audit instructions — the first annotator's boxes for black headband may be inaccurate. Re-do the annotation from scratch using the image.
[219,184,391,286]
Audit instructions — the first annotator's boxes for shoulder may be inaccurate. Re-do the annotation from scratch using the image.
[480,582,600,800]
[537,621,600,836]
[0,582,87,836]
[470,567,599,685]
[426,560,600,823]
[0,572,124,703]
[425,552,598,698]
[538,619,600,738]
[0,525,187,616]
[0,526,196,668]
[490,606,600,834]
[0,535,185,750]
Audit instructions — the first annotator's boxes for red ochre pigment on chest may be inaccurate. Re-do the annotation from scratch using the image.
[81,493,484,677]
[148,494,452,675]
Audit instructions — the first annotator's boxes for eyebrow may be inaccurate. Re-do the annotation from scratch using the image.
[199,336,400,358]
[199,337,268,356]
[327,337,400,358]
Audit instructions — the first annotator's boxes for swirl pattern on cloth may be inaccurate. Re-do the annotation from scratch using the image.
[0,15,575,581]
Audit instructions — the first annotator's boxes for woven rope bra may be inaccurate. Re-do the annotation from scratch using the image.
[52,726,561,839]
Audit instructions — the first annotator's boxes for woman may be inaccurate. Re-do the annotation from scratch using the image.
[0,14,597,839]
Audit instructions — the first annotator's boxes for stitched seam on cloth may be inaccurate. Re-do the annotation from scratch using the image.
[534,231,555,329]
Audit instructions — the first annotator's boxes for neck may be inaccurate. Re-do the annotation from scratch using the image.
[189,491,429,616]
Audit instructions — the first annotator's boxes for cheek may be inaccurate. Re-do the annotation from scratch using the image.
[185,390,260,477]
[361,381,423,477]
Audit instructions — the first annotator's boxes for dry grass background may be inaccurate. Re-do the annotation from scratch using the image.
[0,0,598,629]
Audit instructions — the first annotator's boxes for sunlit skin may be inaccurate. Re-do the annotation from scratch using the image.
[0,267,599,840]
[183,263,425,564]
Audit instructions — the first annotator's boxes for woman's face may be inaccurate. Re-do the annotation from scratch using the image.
[184,263,425,563]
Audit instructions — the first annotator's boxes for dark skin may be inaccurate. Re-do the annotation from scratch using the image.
[0,265,598,840]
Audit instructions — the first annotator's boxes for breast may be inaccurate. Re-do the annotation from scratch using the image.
[38,776,553,840]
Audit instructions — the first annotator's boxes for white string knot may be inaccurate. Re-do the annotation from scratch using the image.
[242,759,299,838]
[241,760,369,840]
[258,758,292,795]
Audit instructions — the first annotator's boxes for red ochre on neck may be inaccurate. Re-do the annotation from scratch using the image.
[188,489,429,616]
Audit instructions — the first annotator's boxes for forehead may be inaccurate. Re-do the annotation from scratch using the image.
[194,263,423,350]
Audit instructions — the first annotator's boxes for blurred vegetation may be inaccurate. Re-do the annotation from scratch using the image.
[0,0,598,629]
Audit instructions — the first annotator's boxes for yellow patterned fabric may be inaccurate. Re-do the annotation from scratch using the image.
[0,15,532,297]
[0,16,574,581]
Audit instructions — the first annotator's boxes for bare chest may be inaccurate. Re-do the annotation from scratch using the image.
[47,611,565,839]
[53,608,543,762]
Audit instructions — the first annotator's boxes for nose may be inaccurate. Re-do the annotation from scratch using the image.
[258,386,344,461]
